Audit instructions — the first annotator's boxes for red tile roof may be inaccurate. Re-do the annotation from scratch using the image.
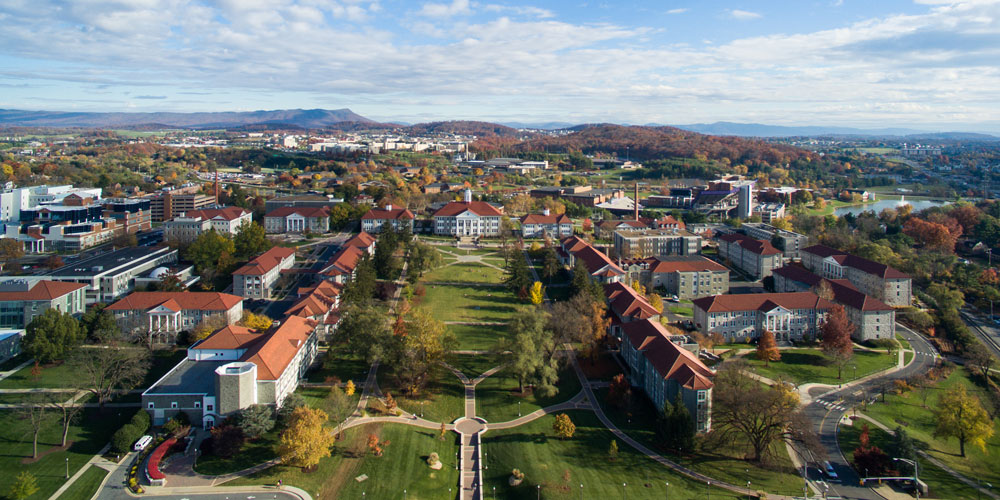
[575,245,625,277]
[0,281,86,301]
[622,319,714,390]
[233,247,296,276]
[802,244,845,259]
[648,256,728,274]
[718,233,782,256]
[692,292,834,313]
[521,213,572,225]
[181,207,249,221]
[604,282,660,320]
[362,205,414,220]
[192,325,263,350]
[344,232,376,250]
[803,245,909,279]
[265,206,331,218]
[433,201,503,217]
[106,292,243,312]
[239,315,316,380]
[322,246,364,277]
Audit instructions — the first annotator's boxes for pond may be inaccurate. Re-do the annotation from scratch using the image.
[833,196,950,217]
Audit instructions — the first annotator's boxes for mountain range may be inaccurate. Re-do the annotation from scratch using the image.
[0,108,996,140]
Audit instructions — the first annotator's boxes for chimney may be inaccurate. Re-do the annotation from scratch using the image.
[542,208,550,216]
[463,189,472,203]
[634,182,639,221]
[385,204,393,211]
[214,170,220,204]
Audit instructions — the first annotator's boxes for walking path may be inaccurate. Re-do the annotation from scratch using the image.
[853,413,999,499]
[0,358,33,381]
[46,444,112,500]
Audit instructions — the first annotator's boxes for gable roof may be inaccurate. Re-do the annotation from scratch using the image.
[233,247,296,276]
[0,281,87,301]
[692,292,834,313]
[521,213,572,225]
[362,205,415,221]
[718,233,782,256]
[192,325,263,350]
[622,319,714,390]
[804,245,909,279]
[181,207,249,222]
[321,246,364,277]
[803,244,847,259]
[604,282,660,320]
[433,201,503,217]
[106,292,243,312]
[265,206,331,218]
[343,231,376,249]
[239,315,316,381]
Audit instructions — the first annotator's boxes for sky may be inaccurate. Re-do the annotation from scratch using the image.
[1,0,999,131]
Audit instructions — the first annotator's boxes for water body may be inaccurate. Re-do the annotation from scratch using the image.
[833,196,950,217]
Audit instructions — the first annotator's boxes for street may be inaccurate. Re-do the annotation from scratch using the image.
[803,323,938,499]
[961,308,1000,359]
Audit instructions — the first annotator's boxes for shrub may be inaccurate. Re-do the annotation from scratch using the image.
[111,424,143,454]
[511,468,524,480]
[427,452,440,466]
[130,410,151,434]
[238,404,275,440]
[209,425,245,458]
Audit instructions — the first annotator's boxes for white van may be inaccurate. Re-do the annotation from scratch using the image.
[133,435,153,452]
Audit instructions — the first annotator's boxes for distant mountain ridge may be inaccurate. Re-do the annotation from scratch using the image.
[674,121,998,139]
[0,108,373,129]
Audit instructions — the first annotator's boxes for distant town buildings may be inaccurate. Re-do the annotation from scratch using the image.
[613,229,702,260]
[801,245,912,307]
[737,223,810,261]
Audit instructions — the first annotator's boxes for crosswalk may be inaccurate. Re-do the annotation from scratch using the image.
[814,399,848,411]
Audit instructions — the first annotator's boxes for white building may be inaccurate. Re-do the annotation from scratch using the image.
[432,190,503,237]
[180,207,253,236]
[232,247,296,299]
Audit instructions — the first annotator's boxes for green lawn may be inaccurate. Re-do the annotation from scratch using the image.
[0,353,29,371]
[593,388,804,496]
[838,421,983,499]
[895,333,911,351]
[422,262,506,284]
[668,306,693,317]
[476,363,581,423]
[447,354,501,380]
[306,347,370,385]
[862,367,1000,490]
[195,430,280,476]
[377,365,466,423]
[0,408,130,500]
[482,411,742,499]
[0,348,185,390]
[447,324,507,351]
[416,284,523,323]
[230,422,460,500]
[743,348,897,385]
[56,465,109,500]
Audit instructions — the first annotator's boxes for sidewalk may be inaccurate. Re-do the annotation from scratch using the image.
[46,444,113,500]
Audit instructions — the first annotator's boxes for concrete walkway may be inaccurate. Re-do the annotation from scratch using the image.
[854,413,999,499]
[46,444,112,500]
[0,358,33,381]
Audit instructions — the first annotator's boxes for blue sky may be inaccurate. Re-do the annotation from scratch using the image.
[1,0,998,130]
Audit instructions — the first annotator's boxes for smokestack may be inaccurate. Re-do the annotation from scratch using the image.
[214,170,220,204]
[634,182,639,221]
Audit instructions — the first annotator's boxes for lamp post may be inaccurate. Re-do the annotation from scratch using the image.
[65,457,69,479]
[665,481,669,500]
[623,482,627,500]
[707,481,711,500]
[746,481,751,500]
[403,489,406,500]
[893,457,919,500]
[537,484,540,500]
[581,484,584,500]
[518,401,521,417]
[852,364,857,380]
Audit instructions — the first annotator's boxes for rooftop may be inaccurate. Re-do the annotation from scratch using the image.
[144,358,225,396]
[46,246,174,278]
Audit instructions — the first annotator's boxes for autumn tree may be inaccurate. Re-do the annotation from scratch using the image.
[756,330,781,367]
[240,312,273,331]
[189,315,228,344]
[608,439,619,461]
[967,348,997,383]
[647,292,663,314]
[852,423,890,476]
[549,292,609,360]
[345,380,356,396]
[390,309,455,394]
[553,413,576,439]
[528,281,545,305]
[933,384,994,457]
[821,305,855,379]
[541,247,561,284]
[9,472,38,500]
[0,238,25,271]
[233,221,272,260]
[341,304,394,363]
[277,407,335,469]
[903,217,958,253]
[607,373,631,409]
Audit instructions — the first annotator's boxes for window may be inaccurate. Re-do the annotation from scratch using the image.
[194,402,201,408]
[148,402,154,409]
[207,405,213,412]
[171,402,178,409]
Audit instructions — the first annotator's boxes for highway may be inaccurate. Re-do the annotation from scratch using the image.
[802,323,939,499]
[961,308,1000,359]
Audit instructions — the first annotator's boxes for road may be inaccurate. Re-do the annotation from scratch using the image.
[255,232,351,318]
[804,323,938,499]
[961,308,1000,359]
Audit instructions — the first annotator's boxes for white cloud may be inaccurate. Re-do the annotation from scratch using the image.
[666,8,688,14]
[417,0,471,17]
[484,4,555,18]
[725,9,762,20]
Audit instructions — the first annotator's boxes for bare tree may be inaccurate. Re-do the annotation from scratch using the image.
[53,399,85,448]
[21,397,48,459]
[712,360,801,462]
[967,348,997,384]
[69,346,151,408]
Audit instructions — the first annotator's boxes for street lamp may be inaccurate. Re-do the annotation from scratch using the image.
[707,481,711,500]
[664,481,669,500]
[852,364,857,380]
[537,484,540,500]
[746,481,751,500]
[65,457,69,479]
[623,482,627,500]
[580,484,584,500]
[403,489,406,500]
[893,457,920,500]
[518,401,521,417]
